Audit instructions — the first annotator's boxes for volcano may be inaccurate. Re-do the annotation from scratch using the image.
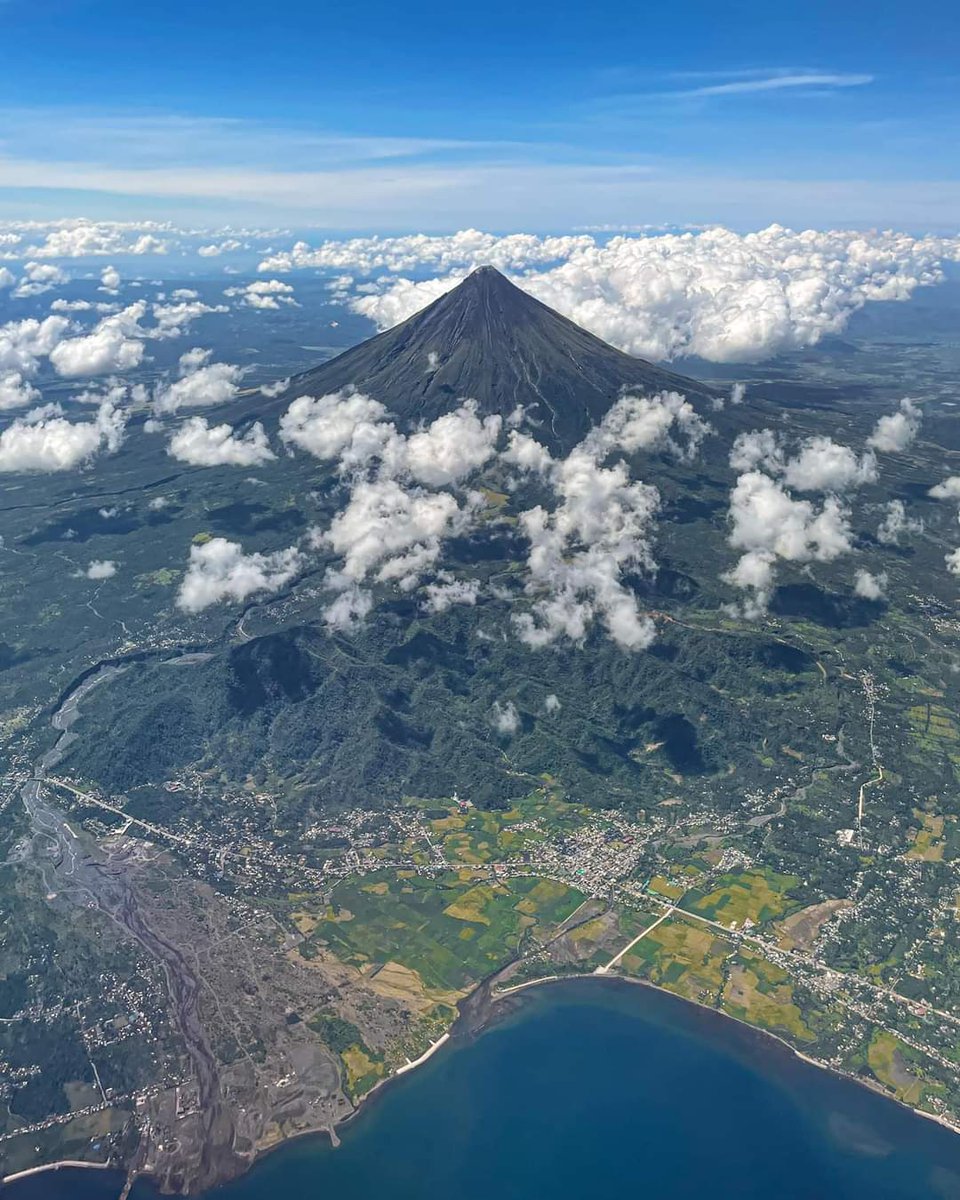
[280,266,719,452]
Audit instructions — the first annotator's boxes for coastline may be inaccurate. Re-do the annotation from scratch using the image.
[9,966,960,1197]
[490,969,960,1139]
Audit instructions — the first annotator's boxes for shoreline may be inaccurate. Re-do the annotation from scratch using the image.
[9,967,960,1196]
[491,969,960,1138]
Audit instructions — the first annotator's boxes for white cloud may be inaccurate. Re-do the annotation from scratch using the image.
[86,559,117,580]
[224,279,297,309]
[491,700,520,736]
[48,304,146,377]
[0,315,69,378]
[582,390,710,462]
[198,238,243,257]
[0,399,125,473]
[167,416,275,467]
[153,349,245,414]
[150,299,228,338]
[930,477,960,501]
[99,264,121,294]
[502,430,554,475]
[853,568,886,600]
[260,377,290,398]
[12,261,70,298]
[403,402,501,486]
[259,230,591,276]
[12,219,171,259]
[0,371,40,411]
[177,537,301,612]
[654,72,873,99]
[422,575,480,613]
[279,390,389,463]
[724,469,854,615]
[318,478,468,591]
[328,226,960,363]
[877,499,922,544]
[513,445,659,651]
[730,429,876,492]
[280,391,500,487]
[0,267,14,290]
[780,436,877,493]
[323,583,373,632]
[544,693,561,713]
[867,397,922,453]
[947,548,960,577]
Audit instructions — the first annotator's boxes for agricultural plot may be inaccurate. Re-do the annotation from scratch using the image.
[310,870,584,994]
[721,953,814,1041]
[682,868,801,929]
[618,915,733,1004]
[867,1030,945,1108]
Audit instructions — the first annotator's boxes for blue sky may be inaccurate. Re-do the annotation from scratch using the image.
[1,0,957,230]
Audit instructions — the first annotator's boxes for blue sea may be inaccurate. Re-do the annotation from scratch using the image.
[17,980,960,1199]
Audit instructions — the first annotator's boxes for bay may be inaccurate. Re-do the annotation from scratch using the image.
[17,979,960,1199]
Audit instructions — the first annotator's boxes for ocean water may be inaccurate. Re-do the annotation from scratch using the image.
[18,980,960,1200]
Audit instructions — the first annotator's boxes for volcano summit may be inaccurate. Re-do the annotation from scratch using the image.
[276,266,719,452]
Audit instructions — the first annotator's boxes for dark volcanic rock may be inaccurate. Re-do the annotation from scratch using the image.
[278,266,718,453]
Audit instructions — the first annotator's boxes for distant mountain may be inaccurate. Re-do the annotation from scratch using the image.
[277,266,719,452]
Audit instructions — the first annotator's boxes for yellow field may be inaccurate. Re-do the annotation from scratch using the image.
[722,956,813,1041]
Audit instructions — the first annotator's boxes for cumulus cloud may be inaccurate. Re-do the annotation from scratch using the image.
[260,377,290,398]
[153,349,245,415]
[0,372,41,411]
[279,390,390,463]
[99,265,121,294]
[86,559,117,580]
[279,383,700,650]
[323,583,373,632]
[225,279,297,309]
[582,390,711,463]
[12,261,70,298]
[149,299,229,338]
[511,442,659,651]
[491,700,520,736]
[0,315,69,377]
[177,537,301,612]
[198,238,243,258]
[0,267,15,290]
[929,476,960,501]
[724,469,854,615]
[947,548,960,577]
[271,227,960,363]
[403,403,501,485]
[544,693,561,713]
[730,429,876,492]
[853,568,886,600]
[877,499,923,545]
[318,478,470,591]
[280,390,500,487]
[258,230,590,276]
[167,416,275,467]
[422,575,480,613]
[48,304,146,377]
[0,400,126,473]
[781,436,877,493]
[502,429,554,475]
[11,219,171,259]
[867,397,922,453]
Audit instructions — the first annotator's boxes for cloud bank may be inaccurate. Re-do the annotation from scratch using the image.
[263,226,960,364]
